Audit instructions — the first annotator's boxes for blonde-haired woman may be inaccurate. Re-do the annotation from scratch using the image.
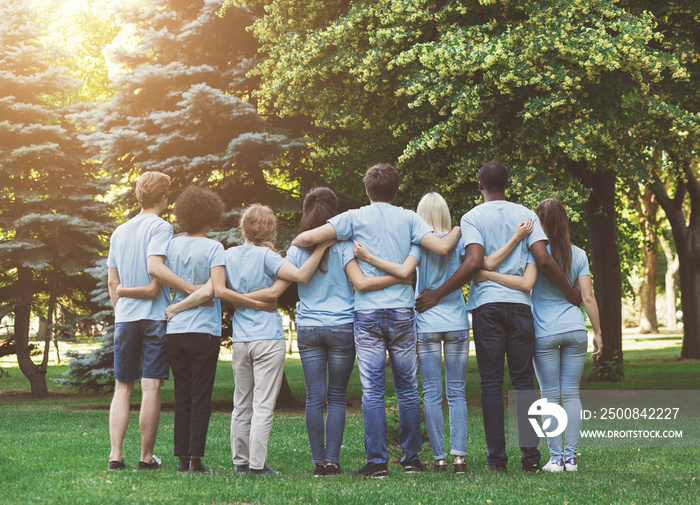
[211,204,333,475]
[354,192,532,473]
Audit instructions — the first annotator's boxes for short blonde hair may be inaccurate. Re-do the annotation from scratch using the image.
[416,192,451,234]
[240,205,277,249]
[135,171,171,209]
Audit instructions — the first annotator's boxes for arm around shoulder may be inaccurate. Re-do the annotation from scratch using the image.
[419,226,461,256]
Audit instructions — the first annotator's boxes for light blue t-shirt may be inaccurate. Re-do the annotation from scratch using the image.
[223,245,287,343]
[328,202,434,310]
[462,200,547,310]
[531,245,589,338]
[107,212,173,323]
[412,235,470,333]
[286,241,355,327]
[165,237,225,336]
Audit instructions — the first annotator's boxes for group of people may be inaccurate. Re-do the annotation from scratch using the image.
[106,161,602,478]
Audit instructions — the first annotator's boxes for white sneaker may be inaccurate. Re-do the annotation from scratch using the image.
[564,457,578,471]
[543,458,565,472]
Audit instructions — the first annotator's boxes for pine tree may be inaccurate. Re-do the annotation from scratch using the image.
[0,0,111,396]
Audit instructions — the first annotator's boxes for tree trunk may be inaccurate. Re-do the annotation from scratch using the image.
[659,235,679,332]
[275,372,297,408]
[42,274,58,369]
[565,160,624,380]
[14,267,49,397]
[650,161,700,359]
[638,188,659,333]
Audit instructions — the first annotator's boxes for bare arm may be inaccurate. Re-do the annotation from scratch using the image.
[482,220,533,271]
[246,278,292,301]
[474,263,538,293]
[419,226,461,256]
[108,267,121,307]
[529,240,582,306]
[415,243,484,312]
[165,280,213,320]
[116,278,162,299]
[147,255,199,294]
[578,275,602,360]
[344,259,409,292]
[291,223,337,247]
[276,240,335,283]
[353,242,419,279]
[210,266,278,312]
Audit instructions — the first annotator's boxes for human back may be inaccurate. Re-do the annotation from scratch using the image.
[330,202,432,310]
[108,206,172,323]
[165,235,224,336]
[287,242,355,326]
[224,244,285,342]
[462,200,545,309]
[413,192,468,333]
[531,244,588,338]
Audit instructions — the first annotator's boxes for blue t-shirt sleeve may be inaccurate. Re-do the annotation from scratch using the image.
[457,236,467,261]
[340,241,355,268]
[147,221,173,257]
[460,212,483,247]
[264,249,287,276]
[526,251,536,266]
[210,242,225,269]
[574,247,590,278]
[409,244,422,261]
[328,211,353,241]
[527,214,548,249]
[409,211,434,245]
[285,246,301,268]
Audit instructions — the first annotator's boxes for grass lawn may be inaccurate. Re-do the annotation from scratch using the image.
[0,332,698,504]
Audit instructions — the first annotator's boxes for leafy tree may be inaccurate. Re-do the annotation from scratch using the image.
[247,0,699,378]
[0,0,111,396]
[75,0,307,223]
[64,0,313,395]
[633,0,700,359]
[31,0,121,103]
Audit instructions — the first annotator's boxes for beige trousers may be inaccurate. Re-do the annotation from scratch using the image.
[230,339,286,470]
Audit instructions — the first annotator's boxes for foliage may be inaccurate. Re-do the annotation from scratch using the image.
[74,0,310,233]
[244,0,700,377]
[30,0,122,103]
[0,0,112,395]
[53,262,116,393]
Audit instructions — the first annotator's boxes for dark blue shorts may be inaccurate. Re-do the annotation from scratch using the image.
[114,320,169,382]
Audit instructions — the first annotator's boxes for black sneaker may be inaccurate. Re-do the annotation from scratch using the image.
[234,464,249,473]
[489,463,508,472]
[350,462,388,478]
[249,464,279,475]
[313,464,326,477]
[522,462,542,473]
[402,459,426,473]
[433,459,447,473]
[108,460,126,470]
[324,464,343,476]
[178,457,191,473]
[189,459,212,473]
[138,455,162,470]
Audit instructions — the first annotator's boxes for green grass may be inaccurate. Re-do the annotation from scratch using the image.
[0,334,699,504]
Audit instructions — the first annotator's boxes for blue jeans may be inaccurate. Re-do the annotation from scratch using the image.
[417,330,469,460]
[471,303,541,467]
[354,308,422,464]
[533,330,587,459]
[297,323,356,464]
